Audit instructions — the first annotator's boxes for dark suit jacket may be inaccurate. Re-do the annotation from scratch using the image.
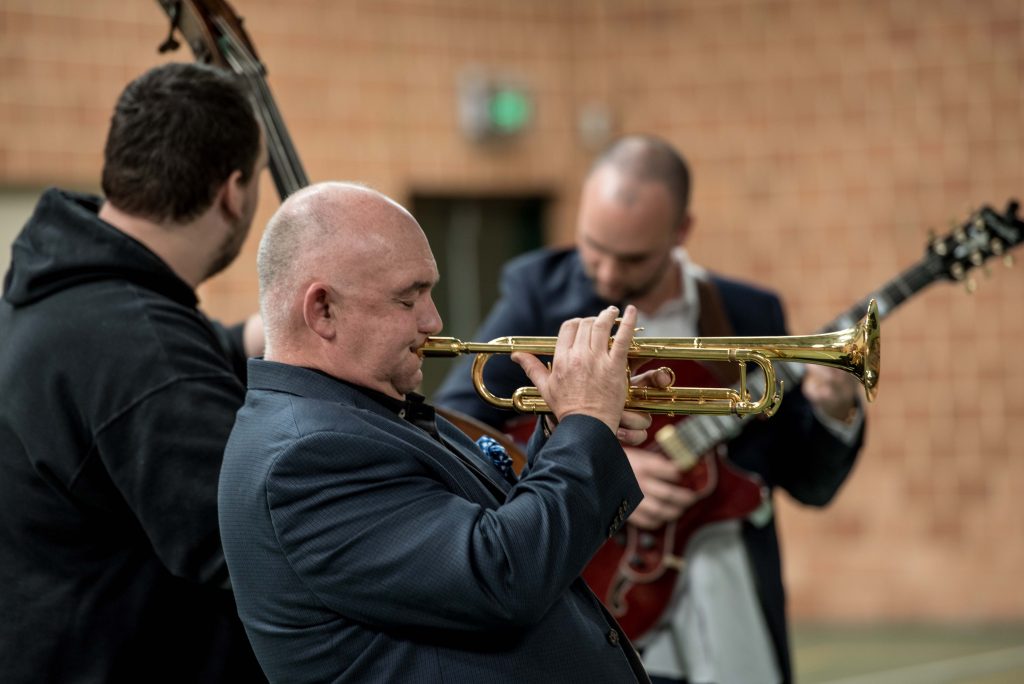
[434,248,865,683]
[219,358,650,683]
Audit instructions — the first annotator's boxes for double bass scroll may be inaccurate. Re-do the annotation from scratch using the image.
[154,0,308,199]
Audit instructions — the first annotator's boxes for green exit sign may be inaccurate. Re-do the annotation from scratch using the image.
[489,88,531,134]
[459,69,533,142]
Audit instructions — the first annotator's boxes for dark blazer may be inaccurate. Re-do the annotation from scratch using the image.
[434,248,865,683]
[219,359,651,683]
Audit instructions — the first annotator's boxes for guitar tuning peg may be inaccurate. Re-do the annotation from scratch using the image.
[991,238,1016,267]
[930,229,948,256]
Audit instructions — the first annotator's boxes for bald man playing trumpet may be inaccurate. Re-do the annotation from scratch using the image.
[217,181,678,683]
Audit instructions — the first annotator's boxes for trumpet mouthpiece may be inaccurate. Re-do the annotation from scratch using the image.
[417,337,464,358]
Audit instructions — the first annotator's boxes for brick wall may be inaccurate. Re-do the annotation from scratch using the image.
[2,0,1022,623]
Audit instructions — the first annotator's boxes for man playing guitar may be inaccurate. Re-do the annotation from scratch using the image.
[435,134,864,684]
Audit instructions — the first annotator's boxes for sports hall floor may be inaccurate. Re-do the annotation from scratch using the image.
[792,624,1024,683]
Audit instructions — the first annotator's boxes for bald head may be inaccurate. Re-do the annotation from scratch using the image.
[259,182,412,291]
[588,134,691,225]
[258,182,427,355]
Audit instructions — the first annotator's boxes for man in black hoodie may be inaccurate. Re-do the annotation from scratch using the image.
[0,63,268,682]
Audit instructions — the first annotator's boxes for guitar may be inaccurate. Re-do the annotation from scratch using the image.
[584,201,1024,642]
[154,0,308,200]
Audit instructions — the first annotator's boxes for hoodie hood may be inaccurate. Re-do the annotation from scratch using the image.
[3,188,196,308]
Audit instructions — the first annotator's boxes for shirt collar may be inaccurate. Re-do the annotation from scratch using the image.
[326,373,437,428]
[636,248,705,336]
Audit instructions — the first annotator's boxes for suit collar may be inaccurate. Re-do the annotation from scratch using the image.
[246,357,513,497]
[246,358,396,419]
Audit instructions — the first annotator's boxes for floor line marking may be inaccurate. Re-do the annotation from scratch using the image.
[821,644,1024,684]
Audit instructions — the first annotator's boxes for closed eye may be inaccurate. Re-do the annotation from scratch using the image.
[393,278,437,309]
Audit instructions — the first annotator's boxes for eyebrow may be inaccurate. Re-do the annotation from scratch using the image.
[393,279,436,297]
[581,233,655,262]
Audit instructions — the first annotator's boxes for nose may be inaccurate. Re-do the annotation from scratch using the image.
[593,254,622,288]
[420,294,443,336]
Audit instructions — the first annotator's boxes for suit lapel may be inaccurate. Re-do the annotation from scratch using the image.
[382,410,511,503]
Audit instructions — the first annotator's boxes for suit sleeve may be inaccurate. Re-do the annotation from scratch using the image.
[265,414,642,633]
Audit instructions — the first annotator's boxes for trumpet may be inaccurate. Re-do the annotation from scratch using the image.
[420,300,880,417]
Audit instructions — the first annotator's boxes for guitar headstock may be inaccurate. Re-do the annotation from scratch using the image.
[927,200,1022,291]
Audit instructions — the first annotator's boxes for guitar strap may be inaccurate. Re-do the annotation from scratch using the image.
[641,271,782,684]
[694,276,742,386]
[695,276,735,337]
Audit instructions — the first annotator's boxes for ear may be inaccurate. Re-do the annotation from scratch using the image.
[302,282,338,341]
[219,169,247,221]
[675,212,694,245]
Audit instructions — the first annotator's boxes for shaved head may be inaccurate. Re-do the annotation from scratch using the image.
[589,134,691,225]
[256,181,442,395]
[258,182,413,348]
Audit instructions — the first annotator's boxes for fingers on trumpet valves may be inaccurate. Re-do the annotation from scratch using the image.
[612,317,645,338]
[628,365,676,392]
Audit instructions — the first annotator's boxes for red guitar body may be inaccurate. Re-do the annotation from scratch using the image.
[581,360,766,642]
[502,359,767,641]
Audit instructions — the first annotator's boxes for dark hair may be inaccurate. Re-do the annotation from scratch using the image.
[101,62,261,224]
[593,134,691,223]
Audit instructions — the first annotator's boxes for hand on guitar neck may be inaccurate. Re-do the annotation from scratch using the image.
[803,365,862,424]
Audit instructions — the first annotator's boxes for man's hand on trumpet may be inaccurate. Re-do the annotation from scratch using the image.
[511,304,653,443]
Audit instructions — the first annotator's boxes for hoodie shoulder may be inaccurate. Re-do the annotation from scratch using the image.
[3,188,194,308]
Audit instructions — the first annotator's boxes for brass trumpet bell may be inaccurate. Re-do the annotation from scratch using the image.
[420,300,880,417]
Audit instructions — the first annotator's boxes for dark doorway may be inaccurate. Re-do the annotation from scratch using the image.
[412,194,548,399]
